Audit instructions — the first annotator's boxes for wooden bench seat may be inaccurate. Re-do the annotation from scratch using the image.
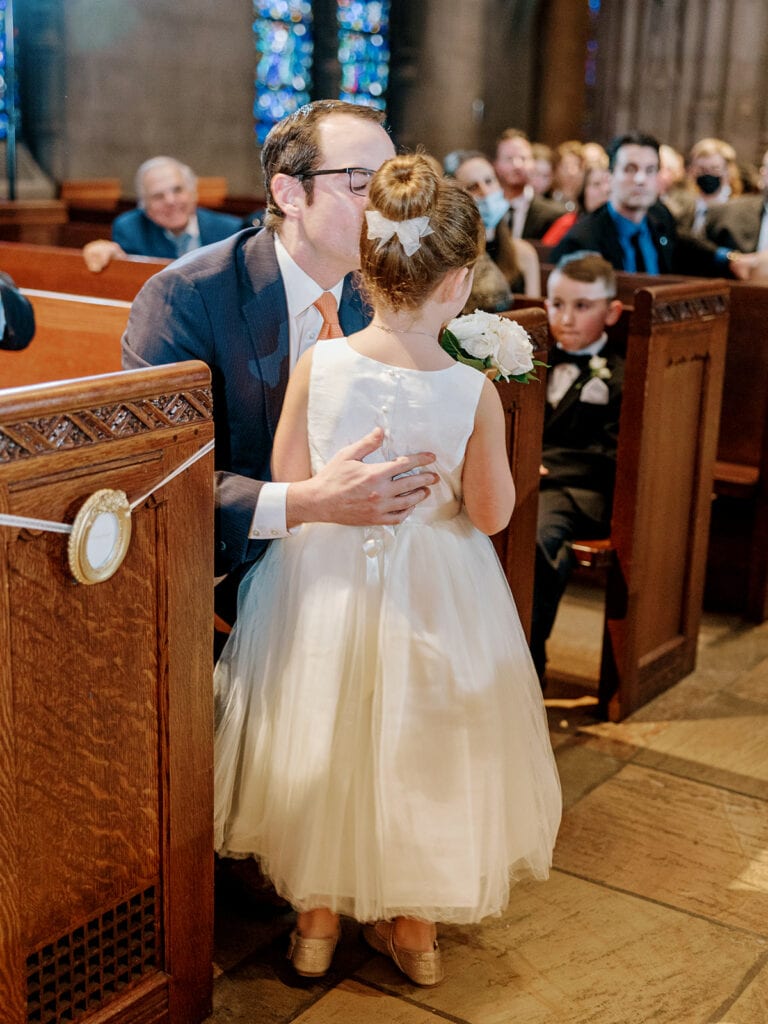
[0,240,169,301]
[0,289,129,390]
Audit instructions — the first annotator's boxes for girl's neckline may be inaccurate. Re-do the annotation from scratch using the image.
[340,338,460,375]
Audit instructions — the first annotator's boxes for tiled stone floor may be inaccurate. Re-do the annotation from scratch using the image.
[206,583,768,1024]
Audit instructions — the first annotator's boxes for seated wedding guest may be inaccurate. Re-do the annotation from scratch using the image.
[582,141,609,170]
[83,156,243,272]
[550,131,755,278]
[493,129,566,239]
[551,140,586,211]
[530,143,555,197]
[706,144,768,256]
[541,163,612,248]
[530,251,624,682]
[664,137,741,236]
[446,149,540,295]
[0,271,35,351]
[658,143,686,197]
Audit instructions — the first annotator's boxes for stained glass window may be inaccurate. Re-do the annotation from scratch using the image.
[253,1,313,144]
[336,1,390,109]
[583,0,601,138]
[0,0,9,140]
[253,1,392,142]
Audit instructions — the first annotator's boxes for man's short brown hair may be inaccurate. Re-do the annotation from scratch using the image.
[261,100,387,230]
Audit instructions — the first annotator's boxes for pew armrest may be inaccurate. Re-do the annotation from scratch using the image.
[571,537,615,569]
[713,460,760,499]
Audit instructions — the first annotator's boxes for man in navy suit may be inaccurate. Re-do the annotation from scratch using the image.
[531,252,624,683]
[121,101,438,625]
[550,132,755,279]
[83,156,243,271]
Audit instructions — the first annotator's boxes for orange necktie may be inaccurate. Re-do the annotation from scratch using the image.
[313,291,344,340]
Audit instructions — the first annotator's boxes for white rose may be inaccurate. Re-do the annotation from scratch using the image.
[446,310,498,360]
[494,319,534,379]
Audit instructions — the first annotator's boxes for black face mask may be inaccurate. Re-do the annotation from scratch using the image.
[696,173,722,196]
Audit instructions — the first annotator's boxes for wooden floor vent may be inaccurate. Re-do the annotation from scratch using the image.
[26,885,160,1023]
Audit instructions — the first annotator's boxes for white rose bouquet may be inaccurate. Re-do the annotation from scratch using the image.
[440,309,543,383]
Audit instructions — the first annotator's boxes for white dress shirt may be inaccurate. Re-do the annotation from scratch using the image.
[163,213,201,254]
[248,235,344,539]
[507,184,535,238]
[547,334,608,408]
[757,206,768,253]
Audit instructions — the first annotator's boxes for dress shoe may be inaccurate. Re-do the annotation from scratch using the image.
[363,920,444,986]
[287,927,340,978]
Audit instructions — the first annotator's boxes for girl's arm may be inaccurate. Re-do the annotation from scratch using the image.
[462,376,516,535]
[271,349,313,482]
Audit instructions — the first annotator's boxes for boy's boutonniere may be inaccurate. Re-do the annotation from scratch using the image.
[586,355,612,382]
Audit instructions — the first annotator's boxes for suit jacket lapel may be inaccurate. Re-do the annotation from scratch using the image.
[238,231,290,440]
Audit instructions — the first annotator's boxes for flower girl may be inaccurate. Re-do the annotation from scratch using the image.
[213,153,561,986]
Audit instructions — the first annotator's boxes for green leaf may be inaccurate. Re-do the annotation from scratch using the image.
[439,328,489,373]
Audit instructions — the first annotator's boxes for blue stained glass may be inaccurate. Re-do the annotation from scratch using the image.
[253,0,313,143]
[337,1,390,110]
[0,7,6,139]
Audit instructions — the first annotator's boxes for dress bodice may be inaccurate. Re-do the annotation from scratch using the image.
[307,340,485,521]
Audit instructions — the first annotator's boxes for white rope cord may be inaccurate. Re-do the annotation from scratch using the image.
[0,439,215,533]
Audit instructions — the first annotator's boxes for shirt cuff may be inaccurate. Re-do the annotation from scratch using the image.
[248,481,290,539]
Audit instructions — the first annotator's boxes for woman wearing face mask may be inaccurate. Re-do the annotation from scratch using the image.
[445,150,541,298]
[665,137,742,236]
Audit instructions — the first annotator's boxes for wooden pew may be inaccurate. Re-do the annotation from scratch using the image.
[0,240,169,301]
[704,280,768,622]
[60,177,122,211]
[0,199,69,246]
[607,272,768,623]
[0,362,215,1023]
[596,281,728,718]
[514,280,729,720]
[0,289,129,389]
[492,307,548,640]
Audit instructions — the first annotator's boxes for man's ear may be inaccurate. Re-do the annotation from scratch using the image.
[270,173,305,219]
[605,298,623,326]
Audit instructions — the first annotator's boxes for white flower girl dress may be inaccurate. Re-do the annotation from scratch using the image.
[214,338,561,925]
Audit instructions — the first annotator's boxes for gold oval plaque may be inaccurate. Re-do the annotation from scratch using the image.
[68,489,132,584]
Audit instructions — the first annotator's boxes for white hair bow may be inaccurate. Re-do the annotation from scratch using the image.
[365,210,434,257]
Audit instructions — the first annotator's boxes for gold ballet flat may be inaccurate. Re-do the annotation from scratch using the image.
[287,927,340,978]
[363,920,444,987]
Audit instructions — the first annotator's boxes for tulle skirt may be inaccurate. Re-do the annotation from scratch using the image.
[214,515,561,924]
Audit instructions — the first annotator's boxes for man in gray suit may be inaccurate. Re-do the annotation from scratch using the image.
[122,100,438,626]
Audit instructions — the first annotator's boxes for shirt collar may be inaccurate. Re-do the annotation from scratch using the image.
[509,183,534,208]
[607,202,648,239]
[274,234,344,319]
[556,332,608,360]
[163,213,200,247]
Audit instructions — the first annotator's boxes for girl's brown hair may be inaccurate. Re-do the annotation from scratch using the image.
[360,153,482,313]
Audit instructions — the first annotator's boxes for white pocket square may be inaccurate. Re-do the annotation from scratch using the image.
[579,377,610,405]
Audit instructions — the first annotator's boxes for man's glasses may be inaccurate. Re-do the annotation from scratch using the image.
[297,167,375,196]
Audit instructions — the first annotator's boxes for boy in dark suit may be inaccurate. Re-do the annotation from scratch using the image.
[530,252,624,683]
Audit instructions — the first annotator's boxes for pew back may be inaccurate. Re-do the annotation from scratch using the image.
[492,306,548,639]
[0,240,169,301]
[0,362,215,1023]
[601,281,729,718]
[704,280,768,621]
[0,289,129,389]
